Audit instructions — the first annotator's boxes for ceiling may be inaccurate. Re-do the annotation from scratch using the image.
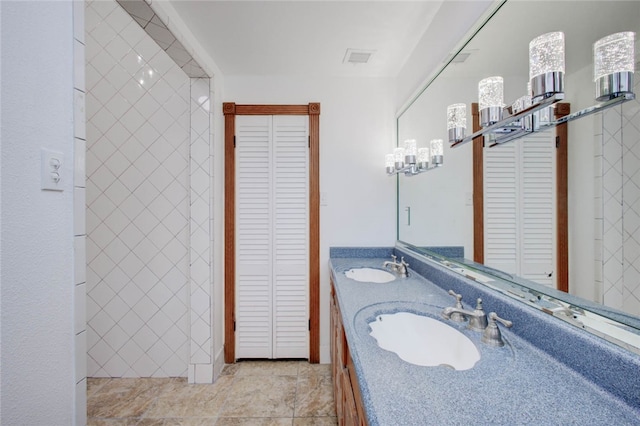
[168,1,446,77]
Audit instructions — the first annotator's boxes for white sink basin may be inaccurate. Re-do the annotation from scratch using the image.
[345,268,395,283]
[369,312,480,370]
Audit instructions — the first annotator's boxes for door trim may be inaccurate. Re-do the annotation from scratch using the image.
[223,102,321,363]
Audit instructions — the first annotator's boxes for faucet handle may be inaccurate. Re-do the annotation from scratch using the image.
[446,290,466,322]
[481,312,513,347]
[391,254,397,262]
[447,290,463,308]
[400,256,409,267]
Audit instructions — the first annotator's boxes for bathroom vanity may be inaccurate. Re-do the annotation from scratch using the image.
[329,247,640,425]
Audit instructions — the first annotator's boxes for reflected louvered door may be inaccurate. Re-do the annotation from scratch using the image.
[484,144,519,275]
[519,133,556,287]
[484,132,556,288]
[235,115,309,359]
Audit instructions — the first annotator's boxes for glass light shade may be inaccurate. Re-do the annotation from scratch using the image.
[394,147,405,163]
[394,147,405,170]
[430,139,443,166]
[417,147,430,163]
[594,32,635,80]
[593,32,635,101]
[404,139,417,165]
[512,95,532,114]
[529,31,565,80]
[430,139,443,157]
[385,154,395,168]
[404,139,417,156]
[447,104,467,130]
[478,76,504,110]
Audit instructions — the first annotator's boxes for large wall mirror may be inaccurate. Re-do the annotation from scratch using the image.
[397,0,640,353]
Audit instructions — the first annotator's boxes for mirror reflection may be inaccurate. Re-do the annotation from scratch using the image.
[396,0,640,351]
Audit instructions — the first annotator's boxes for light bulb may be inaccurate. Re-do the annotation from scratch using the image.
[478,76,504,127]
[529,31,565,100]
[430,139,444,166]
[594,31,635,101]
[447,103,466,143]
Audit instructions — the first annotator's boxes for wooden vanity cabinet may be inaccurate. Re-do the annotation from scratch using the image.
[331,279,368,426]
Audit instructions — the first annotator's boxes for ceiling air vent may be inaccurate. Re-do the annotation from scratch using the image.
[444,49,478,64]
[343,49,375,64]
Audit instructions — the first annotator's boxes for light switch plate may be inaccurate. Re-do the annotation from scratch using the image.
[41,148,64,191]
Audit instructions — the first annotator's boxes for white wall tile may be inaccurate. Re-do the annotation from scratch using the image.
[75,331,87,381]
[74,187,86,236]
[75,283,87,334]
[75,379,87,426]
[74,89,86,140]
[74,138,86,188]
[86,0,197,379]
[74,236,87,285]
[74,39,86,92]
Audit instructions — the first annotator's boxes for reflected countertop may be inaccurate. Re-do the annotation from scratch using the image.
[329,250,640,425]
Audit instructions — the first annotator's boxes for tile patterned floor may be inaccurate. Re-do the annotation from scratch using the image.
[87,360,337,425]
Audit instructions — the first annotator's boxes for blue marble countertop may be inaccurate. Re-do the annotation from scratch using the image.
[329,250,640,425]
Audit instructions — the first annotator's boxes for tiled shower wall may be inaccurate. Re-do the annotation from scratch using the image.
[595,58,640,317]
[85,0,194,377]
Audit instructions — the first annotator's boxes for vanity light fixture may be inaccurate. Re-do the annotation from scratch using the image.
[594,31,635,101]
[529,31,565,101]
[450,30,634,149]
[479,76,505,127]
[447,103,467,143]
[385,140,441,176]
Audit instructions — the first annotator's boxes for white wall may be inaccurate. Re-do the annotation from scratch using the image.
[1,1,77,423]
[225,75,397,361]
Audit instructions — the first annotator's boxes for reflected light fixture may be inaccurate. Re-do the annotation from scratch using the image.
[430,139,444,166]
[479,76,504,127]
[594,31,635,101]
[529,31,565,101]
[385,140,441,176]
[447,103,466,143]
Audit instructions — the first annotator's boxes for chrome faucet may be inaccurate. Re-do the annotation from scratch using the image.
[383,255,409,277]
[442,297,488,331]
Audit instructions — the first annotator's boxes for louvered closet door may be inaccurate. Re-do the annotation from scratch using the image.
[484,132,556,288]
[235,115,309,359]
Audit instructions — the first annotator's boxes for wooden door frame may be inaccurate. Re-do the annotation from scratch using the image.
[472,102,569,292]
[223,102,321,363]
